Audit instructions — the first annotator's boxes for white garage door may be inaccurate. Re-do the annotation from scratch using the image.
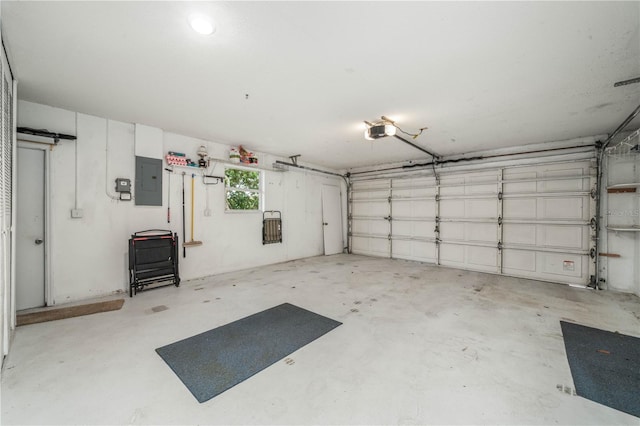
[350,158,595,285]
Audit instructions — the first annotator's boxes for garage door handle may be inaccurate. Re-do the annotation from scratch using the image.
[323,222,328,226]
[35,239,43,245]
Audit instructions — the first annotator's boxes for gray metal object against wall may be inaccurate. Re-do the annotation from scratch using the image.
[135,156,162,206]
[263,210,282,244]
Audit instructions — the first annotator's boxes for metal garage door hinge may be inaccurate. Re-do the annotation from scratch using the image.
[497,241,503,250]
[498,216,503,225]
[590,248,596,259]
[590,217,597,230]
[498,192,503,200]
[435,194,440,201]
[590,187,597,199]
[384,216,392,221]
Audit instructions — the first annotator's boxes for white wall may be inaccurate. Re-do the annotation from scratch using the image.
[17,100,344,304]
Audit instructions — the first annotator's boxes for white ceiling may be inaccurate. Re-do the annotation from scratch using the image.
[2,1,639,170]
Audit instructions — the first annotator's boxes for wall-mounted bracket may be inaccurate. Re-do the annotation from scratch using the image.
[203,175,224,185]
[17,127,76,144]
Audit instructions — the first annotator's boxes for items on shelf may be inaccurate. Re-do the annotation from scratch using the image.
[229,147,240,163]
[197,145,209,168]
[239,145,258,165]
[166,151,198,167]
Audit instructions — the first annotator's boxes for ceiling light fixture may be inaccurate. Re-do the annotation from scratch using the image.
[362,116,439,158]
[189,14,216,35]
[363,122,396,140]
[364,116,428,140]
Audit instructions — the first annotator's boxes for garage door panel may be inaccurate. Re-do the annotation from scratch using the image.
[440,199,465,218]
[369,221,389,234]
[441,245,497,273]
[502,251,590,284]
[441,199,497,219]
[540,168,588,192]
[393,200,435,217]
[466,173,500,194]
[504,198,537,219]
[440,177,465,195]
[392,201,413,216]
[392,240,412,257]
[393,187,435,198]
[467,223,498,242]
[541,253,584,278]
[393,241,436,263]
[540,177,585,192]
[352,237,388,258]
[394,221,434,238]
[352,236,388,257]
[415,221,435,236]
[467,199,498,218]
[352,219,388,234]
[503,224,536,245]
[440,243,464,262]
[540,197,585,220]
[539,225,585,250]
[440,222,464,240]
[502,250,537,272]
[352,202,381,216]
[503,171,537,193]
[351,236,369,253]
[354,202,388,216]
[368,238,389,256]
[467,246,497,268]
[467,183,498,195]
[352,221,369,234]
[350,157,594,286]
[393,221,411,236]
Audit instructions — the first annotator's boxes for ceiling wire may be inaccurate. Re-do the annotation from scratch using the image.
[396,125,428,139]
[380,116,428,139]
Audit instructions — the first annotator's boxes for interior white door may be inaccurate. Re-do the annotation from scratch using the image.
[322,184,343,255]
[16,147,45,310]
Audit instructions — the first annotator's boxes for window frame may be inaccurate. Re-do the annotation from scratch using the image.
[224,165,263,213]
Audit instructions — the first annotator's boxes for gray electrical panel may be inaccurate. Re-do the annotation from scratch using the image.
[135,156,162,206]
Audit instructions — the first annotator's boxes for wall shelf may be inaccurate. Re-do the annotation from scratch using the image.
[167,156,285,174]
[606,183,640,189]
[607,225,640,232]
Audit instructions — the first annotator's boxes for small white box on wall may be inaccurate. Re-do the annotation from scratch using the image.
[134,124,163,159]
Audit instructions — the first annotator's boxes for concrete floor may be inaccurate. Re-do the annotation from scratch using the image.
[2,254,639,425]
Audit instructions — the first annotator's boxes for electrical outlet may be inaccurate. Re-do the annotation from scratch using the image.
[71,208,83,218]
[204,208,212,217]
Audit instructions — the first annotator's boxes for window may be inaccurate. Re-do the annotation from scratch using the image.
[225,167,261,211]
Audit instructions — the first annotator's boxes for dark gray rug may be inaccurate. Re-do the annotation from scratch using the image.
[561,320,640,417]
[156,303,341,402]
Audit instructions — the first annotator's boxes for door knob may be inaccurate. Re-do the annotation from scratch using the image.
[35,239,43,245]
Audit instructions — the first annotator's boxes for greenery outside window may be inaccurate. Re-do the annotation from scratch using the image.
[225,167,261,211]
